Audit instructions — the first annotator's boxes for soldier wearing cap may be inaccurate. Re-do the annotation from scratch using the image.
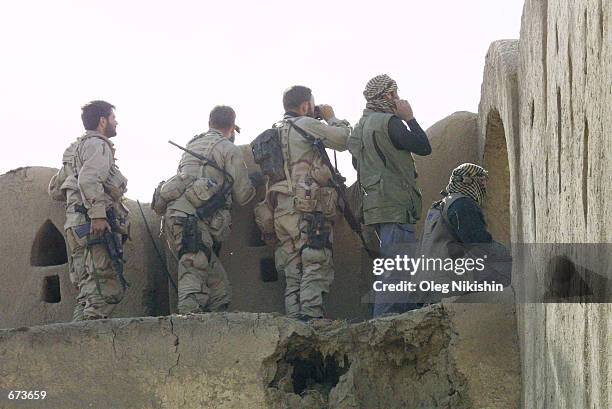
[163,105,257,313]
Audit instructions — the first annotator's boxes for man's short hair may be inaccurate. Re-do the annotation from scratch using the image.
[283,85,312,111]
[81,100,115,131]
[209,105,236,130]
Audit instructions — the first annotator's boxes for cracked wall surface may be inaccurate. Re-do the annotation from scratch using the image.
[475,1,612,408]
[0,303,519,409]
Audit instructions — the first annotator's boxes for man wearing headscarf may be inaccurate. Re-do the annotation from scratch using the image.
[348,74,431,317]
[417,163,512,303]
[425,163,494,246]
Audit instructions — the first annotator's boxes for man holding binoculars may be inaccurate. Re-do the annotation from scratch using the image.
[255,85,351,321]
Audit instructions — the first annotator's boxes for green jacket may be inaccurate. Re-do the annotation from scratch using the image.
[348,110,422,225]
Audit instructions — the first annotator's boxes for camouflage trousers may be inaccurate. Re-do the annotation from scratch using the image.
[65,228,86,321]
[164,213,231,314]
[274,211,334,319]
[66,227,125,320]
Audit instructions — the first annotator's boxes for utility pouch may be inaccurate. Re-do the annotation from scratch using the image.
[195,192,227,220]
[316,187,338,218]
[185,177,220,208]
[151,180,168,216]
[254,200,276,244]
[48,166,69,201]
[206,208,231,243]
[302,212,331,250]
[294,177,319,213]
[104,165,128,201]
[309,161,333,186]
[251,127,286,184]
[176,216,211,260]
[160,172,190,202]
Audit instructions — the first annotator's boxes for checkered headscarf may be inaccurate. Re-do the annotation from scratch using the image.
[363,74,398,114]
[444,163,489,206]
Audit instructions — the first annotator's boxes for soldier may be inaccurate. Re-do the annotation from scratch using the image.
[49,100,129,320]
[163,105,256,314]
[348,74,431,317]
[252,85,351,321]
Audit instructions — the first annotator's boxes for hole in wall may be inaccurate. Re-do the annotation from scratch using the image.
[268,335,350,403]
[41,275,61,303]
[30,220,68,267]
[544,255,592,301]
[291,351,348,396]
[260,257,278,282]
[483,109,511,246]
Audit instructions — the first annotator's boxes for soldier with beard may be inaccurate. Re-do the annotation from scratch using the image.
[49,100,130,320]
[253,86,351,321]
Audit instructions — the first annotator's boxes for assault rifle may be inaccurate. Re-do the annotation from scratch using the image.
[168,140,234,220]
[289,122,377,259]
[74,207,129,290]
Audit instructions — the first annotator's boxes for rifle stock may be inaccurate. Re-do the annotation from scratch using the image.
[310,139,377,259]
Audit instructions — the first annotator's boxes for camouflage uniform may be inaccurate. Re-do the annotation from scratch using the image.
[51,137,87,320]
[267,114,350,319]
[74,131,129,320]
[164,129,255,314]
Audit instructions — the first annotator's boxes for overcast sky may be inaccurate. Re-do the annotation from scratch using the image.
[0,0,523,201]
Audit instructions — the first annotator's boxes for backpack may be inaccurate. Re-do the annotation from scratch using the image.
[48,165,70,201]
[251,124,286,184]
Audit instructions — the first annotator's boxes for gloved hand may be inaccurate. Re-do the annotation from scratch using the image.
[249,171,266,188]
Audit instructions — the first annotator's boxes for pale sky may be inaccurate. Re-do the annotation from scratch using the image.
[0,0,523,201]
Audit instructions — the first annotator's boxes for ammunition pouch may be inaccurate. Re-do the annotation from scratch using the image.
[254,200,277,244]
[48,166,69,201]
[317,186,338,218]
[302,212,332,250]
[206,208,231,243]
[160,172,191,203]
[294,178,319,213]
[251,127,286,184]
[176,215,211,260]
[309,160,333,186]
[103,165,128,201]
[151,180,168,216]
[185,177,221,208]
[294,177,338,218]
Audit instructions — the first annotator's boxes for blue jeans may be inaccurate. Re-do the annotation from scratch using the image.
[372,223,423,317]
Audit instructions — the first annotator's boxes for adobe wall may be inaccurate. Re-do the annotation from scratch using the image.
[512,1,612,408]
[413,111,480,235]
[473,1,612,407]
[478,40,520,247]
[0,304,519,409]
